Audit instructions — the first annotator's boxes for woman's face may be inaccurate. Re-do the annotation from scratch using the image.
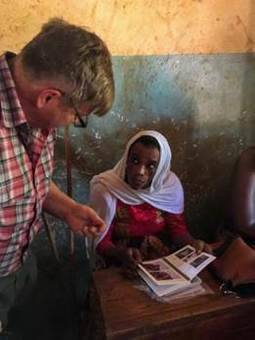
[126,141,160,190]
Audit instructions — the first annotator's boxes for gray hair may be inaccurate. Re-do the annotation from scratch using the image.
[20,18,114,116]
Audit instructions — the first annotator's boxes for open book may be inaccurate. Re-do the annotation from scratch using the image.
[137,245,215,297]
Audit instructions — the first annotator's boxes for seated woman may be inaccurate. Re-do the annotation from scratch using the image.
[90,130,209,267]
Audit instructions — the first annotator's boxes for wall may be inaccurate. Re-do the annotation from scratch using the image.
[1,1,255,250]
[1,1,255,55]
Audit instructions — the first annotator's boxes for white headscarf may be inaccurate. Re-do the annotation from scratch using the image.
[90,130,184,244]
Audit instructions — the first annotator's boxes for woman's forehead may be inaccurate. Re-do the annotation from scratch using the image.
[128,142,160,160]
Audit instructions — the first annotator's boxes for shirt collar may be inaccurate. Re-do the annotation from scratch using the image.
[0,52,27,128]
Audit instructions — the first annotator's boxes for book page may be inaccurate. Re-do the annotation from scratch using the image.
[165,245,216,280]
[138,258,188,286]
[138,270,201,297]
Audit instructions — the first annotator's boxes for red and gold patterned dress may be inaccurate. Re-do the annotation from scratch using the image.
[97,199,192,256]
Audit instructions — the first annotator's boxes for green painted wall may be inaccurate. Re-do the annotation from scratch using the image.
[52,53,255,243]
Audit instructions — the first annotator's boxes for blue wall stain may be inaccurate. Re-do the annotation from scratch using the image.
[37,53,255,257]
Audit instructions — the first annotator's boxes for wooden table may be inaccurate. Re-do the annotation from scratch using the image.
[83,268,255,339]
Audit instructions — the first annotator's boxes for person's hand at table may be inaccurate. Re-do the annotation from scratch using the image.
[190,239,212,254]
[121,247,143,279]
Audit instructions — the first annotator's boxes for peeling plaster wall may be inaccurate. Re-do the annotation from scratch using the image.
[1,1,255,251]
[55,53,255,241]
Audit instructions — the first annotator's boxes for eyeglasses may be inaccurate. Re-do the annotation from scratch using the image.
[73,107,88,128]
[59,91,89,128]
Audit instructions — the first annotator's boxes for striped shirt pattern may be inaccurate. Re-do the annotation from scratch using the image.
[0,52,55,276]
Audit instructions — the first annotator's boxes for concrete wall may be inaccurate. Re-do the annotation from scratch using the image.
[1,1,255,251]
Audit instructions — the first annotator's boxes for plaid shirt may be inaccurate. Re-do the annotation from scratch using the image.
[0,52,55,276]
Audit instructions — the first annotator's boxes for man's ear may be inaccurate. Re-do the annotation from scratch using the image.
[36,88,62,109]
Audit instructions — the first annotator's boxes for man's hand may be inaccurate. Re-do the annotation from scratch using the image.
[43,182,105,238]
[65,203,105,237]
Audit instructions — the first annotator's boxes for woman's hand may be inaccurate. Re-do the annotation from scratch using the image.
[105,245,142,269]
[127,247,143,263]
[120,247,143,268]
[121,247,143,280]
[140,236,170,260]
[190,239,212,254]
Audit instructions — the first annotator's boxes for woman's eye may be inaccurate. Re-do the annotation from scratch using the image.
[132,158,139,164]
[148,164,156,170]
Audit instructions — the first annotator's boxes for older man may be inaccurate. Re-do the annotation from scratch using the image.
[0,17,114,336]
